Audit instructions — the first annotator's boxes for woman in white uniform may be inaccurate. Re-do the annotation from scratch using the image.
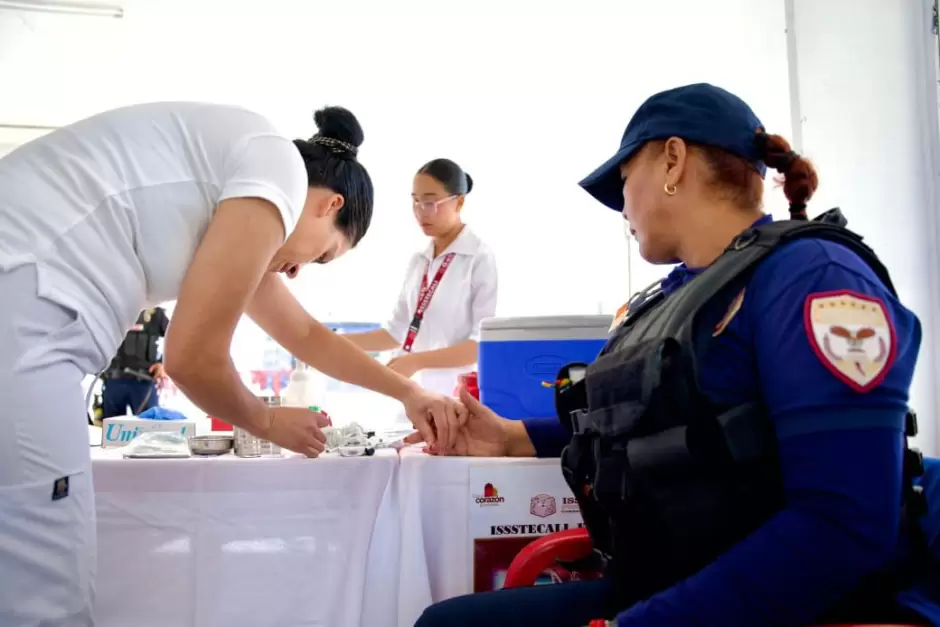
[347,158,498,401]
[0,104,463,627]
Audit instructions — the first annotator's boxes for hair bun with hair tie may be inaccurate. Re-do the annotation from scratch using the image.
[311,106,364,159]
[310,134,358,158]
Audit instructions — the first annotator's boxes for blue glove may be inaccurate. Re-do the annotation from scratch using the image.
[138,407,188,421]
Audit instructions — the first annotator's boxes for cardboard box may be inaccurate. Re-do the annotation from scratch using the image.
[101,416,197,448]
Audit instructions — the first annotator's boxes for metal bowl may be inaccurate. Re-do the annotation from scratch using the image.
[188,435,234,456]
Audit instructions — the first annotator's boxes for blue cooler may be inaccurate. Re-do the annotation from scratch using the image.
[478,315,613,420]
[326,321,381,334]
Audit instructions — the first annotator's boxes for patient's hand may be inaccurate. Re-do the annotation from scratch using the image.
[404,386,510,457]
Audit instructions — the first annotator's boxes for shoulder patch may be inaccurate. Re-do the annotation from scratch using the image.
[713,289,746,337]
[804,290,897,392]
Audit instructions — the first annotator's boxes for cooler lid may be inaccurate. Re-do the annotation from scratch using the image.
[481,315,613,332]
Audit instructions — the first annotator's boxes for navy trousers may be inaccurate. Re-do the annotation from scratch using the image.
[414,580,623,627]
[102,378,158,418]
[413,578,931,627]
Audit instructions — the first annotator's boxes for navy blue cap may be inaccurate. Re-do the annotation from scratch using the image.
[579,83,766,211]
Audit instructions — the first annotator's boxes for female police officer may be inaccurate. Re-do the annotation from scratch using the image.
[412,83,933,626]
[0,102,462,627]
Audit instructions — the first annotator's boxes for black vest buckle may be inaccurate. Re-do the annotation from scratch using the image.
[905,410,919,437]
[730,229,759,250]
[909,484,928,518]
[905,448,925,481]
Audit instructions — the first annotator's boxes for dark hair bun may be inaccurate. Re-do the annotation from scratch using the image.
[313,106,364,148]
[417,158,473,196]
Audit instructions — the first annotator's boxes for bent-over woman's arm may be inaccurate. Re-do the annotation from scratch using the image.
[245,273,462,448]
[163,131,307,433]
[163,197,287,434]
[344,328,399,353]
[246,273,416,402]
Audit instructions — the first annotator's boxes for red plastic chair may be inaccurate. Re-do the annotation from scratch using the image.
[503,528,917,626]
[504,528,596,588]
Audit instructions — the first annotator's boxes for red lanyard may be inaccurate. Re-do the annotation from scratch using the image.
[402,253,456,353]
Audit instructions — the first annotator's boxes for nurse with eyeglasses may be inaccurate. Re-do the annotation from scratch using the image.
[347,158,498,405]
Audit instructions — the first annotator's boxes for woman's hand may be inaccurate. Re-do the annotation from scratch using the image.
[149,363,169,390]
[406,386,511,457]
[148,363,167,381]
[262,407,331,458]
[401,385,466,451]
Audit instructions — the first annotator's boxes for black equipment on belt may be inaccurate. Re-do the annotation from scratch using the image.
[93,367,156,420]
[556,209,926,617]
[103,308,168,379]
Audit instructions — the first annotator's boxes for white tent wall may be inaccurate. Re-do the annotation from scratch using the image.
[0,0,792,319]
[1,0,938,451]
[789,0,940,454]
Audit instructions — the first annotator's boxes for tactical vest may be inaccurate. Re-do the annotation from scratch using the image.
[557,210,927,611]
[109,309,163,375]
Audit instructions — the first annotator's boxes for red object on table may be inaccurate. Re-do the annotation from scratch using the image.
[455,371,479,399]
[503,529,917,627]
[209,416,232,432]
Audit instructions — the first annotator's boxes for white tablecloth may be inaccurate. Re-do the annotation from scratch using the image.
[91,448,400,627]
[395,447,564,627]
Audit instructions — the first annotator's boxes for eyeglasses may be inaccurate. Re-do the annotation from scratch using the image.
[412,195,457,215]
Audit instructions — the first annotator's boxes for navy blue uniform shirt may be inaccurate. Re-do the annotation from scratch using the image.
[522,217,927,625]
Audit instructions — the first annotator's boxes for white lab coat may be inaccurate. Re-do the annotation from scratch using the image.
[384,226,498,401]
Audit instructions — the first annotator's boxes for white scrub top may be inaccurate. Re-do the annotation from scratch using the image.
[0,102,307,369]
[384,226,498,397]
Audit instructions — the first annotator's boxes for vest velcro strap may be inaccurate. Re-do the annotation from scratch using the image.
[626,427,693,478]
[587,401,646,438]
[594,442,630,501]
[586,337,687,439]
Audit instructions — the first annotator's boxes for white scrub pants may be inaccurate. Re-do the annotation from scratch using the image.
[0,266,101,627]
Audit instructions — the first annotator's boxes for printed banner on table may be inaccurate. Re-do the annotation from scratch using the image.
[469,462,585,592]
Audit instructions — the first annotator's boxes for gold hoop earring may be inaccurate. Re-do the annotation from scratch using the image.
[664,182,677,196]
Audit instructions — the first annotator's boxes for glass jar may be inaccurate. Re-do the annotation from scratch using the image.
[233,395,283,458]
